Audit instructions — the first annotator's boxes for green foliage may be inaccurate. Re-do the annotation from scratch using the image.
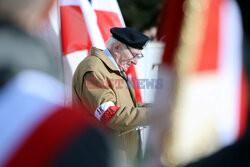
[117,0,163,31]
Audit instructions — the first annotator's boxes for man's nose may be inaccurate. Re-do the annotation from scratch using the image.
[131,58,138,65]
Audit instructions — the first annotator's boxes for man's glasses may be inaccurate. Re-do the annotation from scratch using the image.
[126,45,144,59]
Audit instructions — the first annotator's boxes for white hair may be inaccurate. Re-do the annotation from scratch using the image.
[106,37,120,50]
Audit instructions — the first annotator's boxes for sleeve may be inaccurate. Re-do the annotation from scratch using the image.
[80,71,151,131]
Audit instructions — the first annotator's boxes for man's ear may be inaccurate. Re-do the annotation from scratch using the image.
[112,42,121,54]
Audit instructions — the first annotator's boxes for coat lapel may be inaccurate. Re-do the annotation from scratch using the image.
[122,72,137,107]
[91,47,137,106]
[90,47,120,73]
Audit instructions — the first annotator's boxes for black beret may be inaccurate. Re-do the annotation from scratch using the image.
[110,27,150,50]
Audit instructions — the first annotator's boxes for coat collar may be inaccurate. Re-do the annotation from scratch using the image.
[103,48,120,72]
[90,47,120,73]
[90,47,137,106]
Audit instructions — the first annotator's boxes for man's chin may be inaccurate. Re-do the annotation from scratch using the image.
[124,67,129,72]
[121,67,128,72]
[125,65,131,72]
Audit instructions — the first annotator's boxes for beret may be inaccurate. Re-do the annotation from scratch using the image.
[110,27,150,50]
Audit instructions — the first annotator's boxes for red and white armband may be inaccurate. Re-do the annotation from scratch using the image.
[95,101,119,124]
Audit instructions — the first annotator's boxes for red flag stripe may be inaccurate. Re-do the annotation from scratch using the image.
[195,0,220,72]
[100,106,120,125]
[126,65,142,103]
[95,10,123,43]
[60,5,92,55]
[238,69,248,139]
[157,0,185,66]
[6,108,93,167]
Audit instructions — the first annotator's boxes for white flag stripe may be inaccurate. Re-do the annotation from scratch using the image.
[60,0,81,6]
[63,52,88,105]
[0,71,62,166]
[66,51,88,74]
[217,0,243,145]
[79,0,105,49]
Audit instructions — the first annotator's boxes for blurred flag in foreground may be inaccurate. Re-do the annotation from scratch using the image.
[147,0,248,165]
[0,71,110,167]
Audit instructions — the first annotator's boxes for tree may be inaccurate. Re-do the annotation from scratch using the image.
[117,0,163,32]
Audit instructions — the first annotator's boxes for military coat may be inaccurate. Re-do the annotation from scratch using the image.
[72,47,150,163]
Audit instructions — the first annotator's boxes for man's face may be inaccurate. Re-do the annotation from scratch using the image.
[116,45,142,72]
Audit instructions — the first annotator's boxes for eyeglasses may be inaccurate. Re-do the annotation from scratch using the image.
[126,45,144,59]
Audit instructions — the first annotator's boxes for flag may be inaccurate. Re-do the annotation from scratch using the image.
[60,0,143,103]
[154,0,247,165]
[60,2,92,55]
[0,71,109,167]
[60,0,105,75]
[60,0,105,103]
[92,0,125,42]
[60,0,105,55]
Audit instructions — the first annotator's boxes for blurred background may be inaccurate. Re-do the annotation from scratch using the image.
[1,0,249,166]
[117,0,163,37]
[51,0,249,166]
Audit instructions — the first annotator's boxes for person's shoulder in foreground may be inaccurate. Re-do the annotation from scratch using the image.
[0,70,112,167]
[184,127,250,167]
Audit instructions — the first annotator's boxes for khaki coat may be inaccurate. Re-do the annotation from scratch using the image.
[72,47,150,164]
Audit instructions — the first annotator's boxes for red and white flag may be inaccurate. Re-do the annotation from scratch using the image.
[60,0,143,103]
[60,0,105,55]
[92,0,125,42]
[0,71,105,167]
[154,0,248,164]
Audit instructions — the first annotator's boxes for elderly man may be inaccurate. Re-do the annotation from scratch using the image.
[72,27,151,164]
